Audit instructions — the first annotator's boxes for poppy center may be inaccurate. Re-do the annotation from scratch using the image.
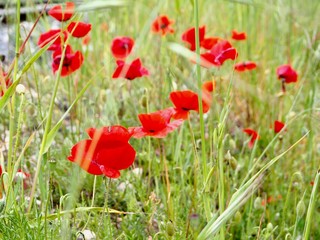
[54,54,73,67]
[160,23,168,29]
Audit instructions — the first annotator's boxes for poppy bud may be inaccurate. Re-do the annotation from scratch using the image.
[229,138,236,150]
[166,221,175,236]
[234,211,242,224]
[16,84,26,94]
[225,150,232,161]
[140,95,147,108]
[296,200,306,218]
[230,157,238,170]
[267,222,273,233]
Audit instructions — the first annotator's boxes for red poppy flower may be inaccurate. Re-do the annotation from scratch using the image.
[201,80,216,106]
[231,30,247,40]
[129,108,183,138]
[110,36,134,59]
[234,61,257,72]
[151,15,174,36]
[243,128,259,148]
[169,90,210,120]
[48,2,75,22]
[182,26,219,51]
[68,126,136,178]
[202,80,216,93]
[37,29,68,51]
[277,64,298,84]
[82,34,91,45]
[274,120,285,133]
[67,22,92,38]
[112,58,149,80]
[52,45,84,77]
[200,40,238,67]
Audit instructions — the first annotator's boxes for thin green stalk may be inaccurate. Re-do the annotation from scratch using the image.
[28,40,70,213]
[303,169,319,239]
[7,0,21,177]
[13,92,25,161]
[194,0,211,222]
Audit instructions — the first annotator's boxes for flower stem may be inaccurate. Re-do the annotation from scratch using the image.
[193,0,211,222]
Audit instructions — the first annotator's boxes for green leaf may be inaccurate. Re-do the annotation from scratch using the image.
[43,80,93,154]
[0,36,58,112]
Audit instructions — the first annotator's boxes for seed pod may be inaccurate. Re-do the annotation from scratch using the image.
[267,222,273,233]
[166,221,174,237]
[296,200,306,218]
[140,95,147,108]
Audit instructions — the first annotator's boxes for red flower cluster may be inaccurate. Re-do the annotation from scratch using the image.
[200,40,238,67]
[182,26,219,51]
[110,36,149,80]
[68,126,136,178]
[38,2,91,77]
[151,15,174,36]
[129,108,183,138]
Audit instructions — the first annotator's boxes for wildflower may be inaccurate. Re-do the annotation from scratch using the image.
[67,22,92,38]
[68,126,136,178]
[231,30,247,40]
[202,80,216,93]
[112,58,149,80]
[82,34,91,45]
[243,128,259,148]
[202,80,216,107]
[274,120,285,133]
[129,108,183,138]
[110,36,134,59]
[200,40,237,67]
[169,90,210,120]
[277,64,298,92]
[52,45,84,77]
[234,61,257,72]
[37,29,68,51]
[182,26,219,51]
[277,64,298,84]
[48,2,75,22]
[151,15,174,36]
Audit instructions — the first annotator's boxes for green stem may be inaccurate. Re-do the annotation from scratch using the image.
[303,169,319,239]
[194,0,211,222]
[7,0,21,177]
[28,38,71,213]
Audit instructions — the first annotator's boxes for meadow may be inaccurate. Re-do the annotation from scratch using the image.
[0,0,319,239]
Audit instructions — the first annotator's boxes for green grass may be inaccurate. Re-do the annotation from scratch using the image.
[0,0,319,239]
